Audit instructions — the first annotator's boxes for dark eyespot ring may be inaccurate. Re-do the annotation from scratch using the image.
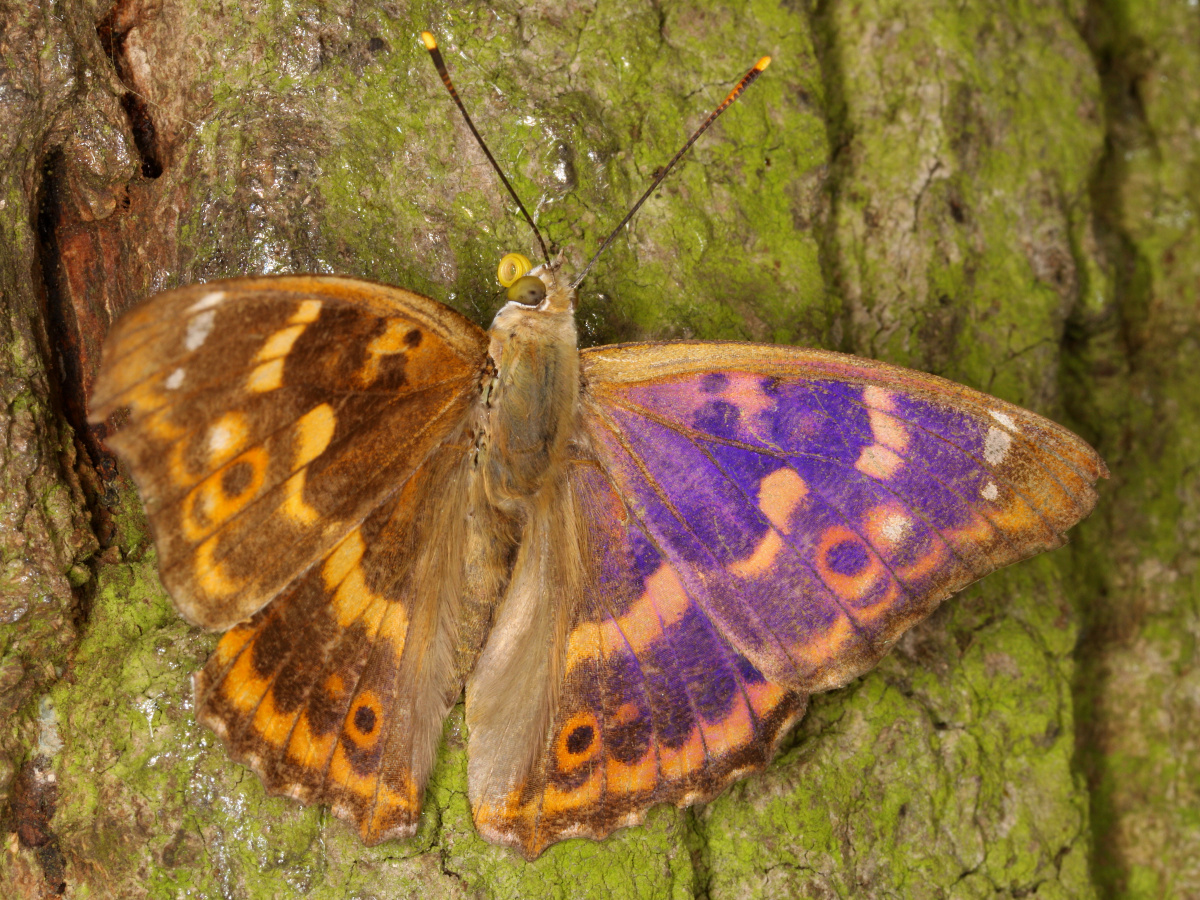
[507,275,547,306]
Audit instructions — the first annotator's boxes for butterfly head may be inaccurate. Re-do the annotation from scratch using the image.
[495,251,575,315]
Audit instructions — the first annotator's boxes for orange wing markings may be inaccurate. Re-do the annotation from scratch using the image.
[155,374,470,511]
[199,611,314,775]
[250,682,301,751]
[537,710,606,825]
[604,713,659,799]
[529,575,623,846]
[571,455,768,782]
[586,405,816,684]
[729,468,809,579]
[591,349,1099,541]
[193,532,245,599]
[203,622,257,687]
[602,390,921,615]
[178,402,333,545]
[92,279,488,417]
[971,406,1104,508]
[196,503,418,819]
[702,690,757,759]
[812,524,890,606]
[176,384,474,625]
[585,600,660,805]
[583,341,1104,487]
[211,609,347,775]
[854,387,909,480]
[597,564,688,658]
[320,479,436,842]
[579,541,665,803]
[556,472,715,801]
[317,597,406,827]
[207,628,272,720]
[849,390,1077,541]
[607,386,1054,564]
[676,435,877,676]
[741,678,791,726]
[792,393,1008,619]
[324,614,403,816]
[286,705,339,796]
[594,385,1007,689]
[180,446,270,543]
[93,296,286,414]
[570,471,721,781]
[861,501,953,588]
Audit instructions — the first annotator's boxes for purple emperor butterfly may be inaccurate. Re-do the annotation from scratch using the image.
[89,35,1106,859]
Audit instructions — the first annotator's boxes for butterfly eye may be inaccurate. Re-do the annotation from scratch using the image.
[506,275,547,306]
[496,252,533,287]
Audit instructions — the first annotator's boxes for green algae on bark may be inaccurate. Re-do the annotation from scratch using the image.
[1070,0,1200,896]
[9,0,1196,897]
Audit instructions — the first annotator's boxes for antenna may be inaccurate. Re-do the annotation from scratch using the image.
[570,56,771,291]
[421,32,551,265]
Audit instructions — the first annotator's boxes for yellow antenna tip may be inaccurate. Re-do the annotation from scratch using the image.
[755,56,771,71]
[421,31,437,50]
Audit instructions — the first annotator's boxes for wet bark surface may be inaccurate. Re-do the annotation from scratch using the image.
[0,0,1195,897]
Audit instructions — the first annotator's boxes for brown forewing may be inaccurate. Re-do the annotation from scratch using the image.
[89,275,489,629]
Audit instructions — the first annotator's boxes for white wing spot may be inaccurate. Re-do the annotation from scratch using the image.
[989,409,1017,430]
[880,514,911,543]
[208,421,234,455]
[165,368,185,390]
[185,310,216,351]
[981,481,999,501]
[187,290,226,313]
[984,426,1012,465]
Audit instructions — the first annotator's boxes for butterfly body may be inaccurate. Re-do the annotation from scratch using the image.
[480,264,580,508]
[89,268,1106,859]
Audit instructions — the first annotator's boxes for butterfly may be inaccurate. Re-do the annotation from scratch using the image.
[87,38,1107,861]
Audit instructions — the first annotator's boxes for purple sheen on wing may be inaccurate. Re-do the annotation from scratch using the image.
[606,407,770,566]
[827,539,870,577]
[573,467,664,619]
[603,388,974,646]
[637,641,700,749]
[598,653,655,766]
[588,412,869,685]
[581,361,1104,731]
[572,463,757,757]
[894,393,1084,526]
[692,399,743,443]
[670,603,741,723]
[626,523,663,586]
[733,652,768,685]
[834,397,1061,557]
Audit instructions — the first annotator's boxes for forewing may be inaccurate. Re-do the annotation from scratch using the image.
[580,341,1106,686]
[89,274,488,629]
[91,275,493,843]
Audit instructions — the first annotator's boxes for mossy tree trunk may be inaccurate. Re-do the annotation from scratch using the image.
[0,0,1195,897]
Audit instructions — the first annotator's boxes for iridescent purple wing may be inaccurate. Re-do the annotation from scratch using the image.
[472,456,808,858]
[579,341,1106,686]
[477,343,1104,859]
[476,341,1105,858]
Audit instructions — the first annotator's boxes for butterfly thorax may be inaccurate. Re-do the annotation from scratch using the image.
[479,268,579,511]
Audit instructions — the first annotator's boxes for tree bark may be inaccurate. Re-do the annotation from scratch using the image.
[0,0,1195,897]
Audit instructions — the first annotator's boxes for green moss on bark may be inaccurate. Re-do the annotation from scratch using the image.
[4,0,1196,897]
